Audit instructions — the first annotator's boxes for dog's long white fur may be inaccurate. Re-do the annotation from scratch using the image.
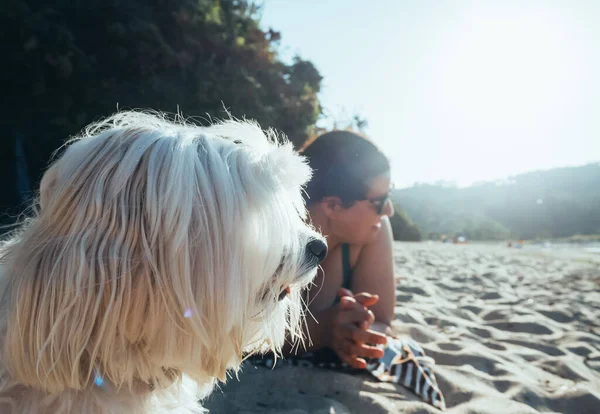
[0,111,323,413]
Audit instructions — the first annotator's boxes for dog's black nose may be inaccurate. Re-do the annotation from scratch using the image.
[307,239,327,263]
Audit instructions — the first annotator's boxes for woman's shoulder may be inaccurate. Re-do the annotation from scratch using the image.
[356,216,393,254]
[347,216,394,271]
[350,216,396,324]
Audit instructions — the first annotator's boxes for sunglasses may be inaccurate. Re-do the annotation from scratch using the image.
[357,191,392,215]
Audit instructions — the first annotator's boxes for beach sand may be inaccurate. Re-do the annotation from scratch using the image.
[204,242,600,413]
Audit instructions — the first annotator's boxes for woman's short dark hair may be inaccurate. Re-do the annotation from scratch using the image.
[300,130,390,207]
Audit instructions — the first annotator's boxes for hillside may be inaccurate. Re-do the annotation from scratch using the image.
[392,162,600,240]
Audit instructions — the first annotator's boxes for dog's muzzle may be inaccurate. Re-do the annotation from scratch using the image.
[306,238,327,264]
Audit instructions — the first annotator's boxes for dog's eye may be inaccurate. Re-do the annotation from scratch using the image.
[278,287,290,301]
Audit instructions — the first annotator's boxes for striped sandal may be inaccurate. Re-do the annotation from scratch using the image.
[366,337,446,410]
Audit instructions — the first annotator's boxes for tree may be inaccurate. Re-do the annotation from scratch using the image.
[1,0,323,226]
[389,206,422,242]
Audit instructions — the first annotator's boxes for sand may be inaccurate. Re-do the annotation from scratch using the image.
[204,242,600,413]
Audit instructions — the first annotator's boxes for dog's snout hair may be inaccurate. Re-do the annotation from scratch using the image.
[0,110,323,413]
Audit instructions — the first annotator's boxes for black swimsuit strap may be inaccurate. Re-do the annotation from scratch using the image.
[341,243,352,290]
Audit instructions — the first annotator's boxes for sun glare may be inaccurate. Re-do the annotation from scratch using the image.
[435,12,580,129]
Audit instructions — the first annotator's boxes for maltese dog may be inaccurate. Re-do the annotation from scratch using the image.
[0,111,327,413]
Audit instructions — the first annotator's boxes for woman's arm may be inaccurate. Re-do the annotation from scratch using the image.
[350,215,396,329]
[282,293,387,367]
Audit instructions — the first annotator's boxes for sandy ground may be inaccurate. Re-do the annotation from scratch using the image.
[204,242,600,413]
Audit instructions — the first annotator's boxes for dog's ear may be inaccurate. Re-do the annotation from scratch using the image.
[258,142,312,192]
[205,120,312,210]
[39,163,59,210]
[207,120,312,190]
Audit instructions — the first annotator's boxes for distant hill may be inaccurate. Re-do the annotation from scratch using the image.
[392,163,600,241]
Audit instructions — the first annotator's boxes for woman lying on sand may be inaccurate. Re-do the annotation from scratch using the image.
[286,129,397,368]
[248,130,446,410]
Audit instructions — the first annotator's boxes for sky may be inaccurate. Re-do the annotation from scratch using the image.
[260,0,600,188]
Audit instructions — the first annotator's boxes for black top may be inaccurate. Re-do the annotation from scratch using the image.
[341,243,353,290]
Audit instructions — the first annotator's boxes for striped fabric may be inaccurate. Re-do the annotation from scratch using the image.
[247,337,446,411]
[366,337,446,410]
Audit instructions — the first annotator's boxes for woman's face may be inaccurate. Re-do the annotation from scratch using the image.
[330,173,394,245]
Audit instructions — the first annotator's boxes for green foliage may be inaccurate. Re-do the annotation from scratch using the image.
[389,206,422,241]
[393,163,600,241]
[1,0,323,224]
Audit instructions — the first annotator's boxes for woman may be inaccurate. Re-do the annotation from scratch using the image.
[285,129,397,369]
[235,130,449,411]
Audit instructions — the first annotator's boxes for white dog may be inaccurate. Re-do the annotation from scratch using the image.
[0,111,327,413]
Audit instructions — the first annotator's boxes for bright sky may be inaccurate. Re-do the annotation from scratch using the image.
[260,0,600,188]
